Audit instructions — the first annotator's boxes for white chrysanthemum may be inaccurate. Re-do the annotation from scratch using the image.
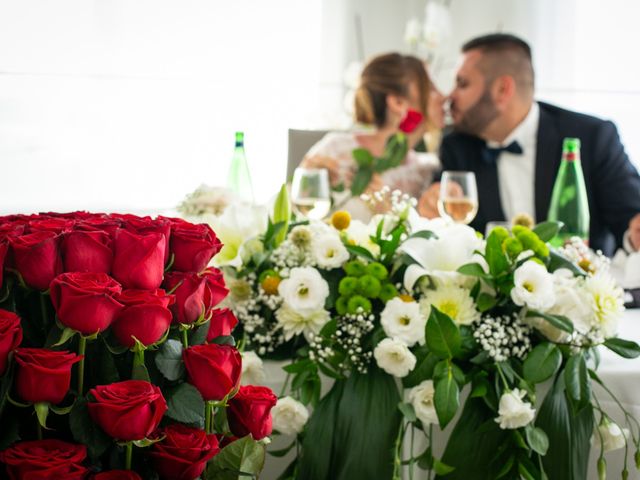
[373,338,416,377]
[278,267,329,315]
[380,298,426,347]
[312,233,349,269]
[240,351,266,386]
[510,260,555,310]
[593,419,629,453]
[584,271,624,338]
[275,304,330,340]
[408,380,438,426]
[495,389,535,430]
[210,204,269,267]
[419,284,479,326]
[272,396,309,436]
[345,219,380,256]
[402,223,481,290]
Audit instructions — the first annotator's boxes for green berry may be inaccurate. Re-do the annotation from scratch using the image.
[515,230,538,251]
[357,275,381,298]
[533,240,550,258]
[489,226,509,243]
[336,296,349,315]
[338,277,358,296]
[502,237,523,259]
[347,295,372,314]
[511,225,528,237]
[366,262,388,280]
[344,260,367,277]
[378,283,398,302]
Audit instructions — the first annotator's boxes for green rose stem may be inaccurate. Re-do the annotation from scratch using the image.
[181,328,189,349]
[36,420,42,440]
[392,421,406,480]
[125,442,133,470]
[77,336,87,396]
[205,401,213,434]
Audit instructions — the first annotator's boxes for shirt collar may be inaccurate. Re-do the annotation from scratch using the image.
[486,101,540,149]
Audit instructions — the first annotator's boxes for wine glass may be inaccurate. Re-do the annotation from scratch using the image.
[437,171,478,224]
[290,167,331,220]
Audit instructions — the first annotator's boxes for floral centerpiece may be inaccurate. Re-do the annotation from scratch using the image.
[211,183,640,480]
[0,211,275,479]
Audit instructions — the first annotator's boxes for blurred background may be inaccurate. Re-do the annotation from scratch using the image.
[0,0,638,212]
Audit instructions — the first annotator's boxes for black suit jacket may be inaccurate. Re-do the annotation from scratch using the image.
[439,101,640,255]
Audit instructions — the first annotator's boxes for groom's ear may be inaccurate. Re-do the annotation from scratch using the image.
[491,75,516,109]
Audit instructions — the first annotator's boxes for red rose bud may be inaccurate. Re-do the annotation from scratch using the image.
[112,228,165,290]
[93,471,143,480]
[14,348,82,404]
[201,267,229,312]
[149,424,220,480]
[10,231,63,290]
[398,108,424,133]
[50,272,123,336]
[122,215,171,264]
[183,344,242,401]
[0,439,88,480]
[227,385,277,440]
[169,222,223,273]
[0,309,22,376]
[62,228,113,274]
[88,380,167,441]
[163,271,211,325]
[207,308,238,342]
[112,289,174,348]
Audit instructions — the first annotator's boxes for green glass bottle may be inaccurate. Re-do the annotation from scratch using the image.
[226,131,255,204]
[547,138,590,246]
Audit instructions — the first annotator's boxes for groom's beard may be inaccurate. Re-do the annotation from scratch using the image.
[453,89,500,136]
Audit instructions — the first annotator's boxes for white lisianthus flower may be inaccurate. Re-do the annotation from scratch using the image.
[584,271,624,338]
[593,419,629,452]
[278,267,329,315]
[345,219,380,256]
[373,338,417,378]
[272,396,309,435]
[240,351,266,386]
[380,298,426,347]
[495,389,536,430]
[408,380,438,426]
[419,284,479,326]
[210,204,269,267]
[510,260,555,310]
[275,304,330,340]
[312,233,349,269]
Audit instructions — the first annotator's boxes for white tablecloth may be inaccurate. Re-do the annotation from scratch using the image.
[260,310,640,480]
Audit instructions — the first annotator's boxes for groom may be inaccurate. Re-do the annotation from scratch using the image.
[418,33,640,255]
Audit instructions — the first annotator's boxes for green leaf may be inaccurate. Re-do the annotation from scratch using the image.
[350,168,373,196]
[434,375,459,429]
[345,244,376,262]
[210,335,236,346]
[457,262,488,278]
[525,424,549,456]
[402,350,437,388]
[206,435,266,480]
[533,221,562,242]
[273,183,291,247]
[485,229,510,276]
[523,342,562,384]
[476,293,497,312]
[434,458,456,475]
[282,359,314,374]
[70,398,111,459]
[165,383,205,425]
[189,320,210,346]
[564,354,591,408]
[398,402,417,422]
[154,339,185,381]
[131,362,151,382]
[408,230,437,241]
[34,402,49,428]
[268,441,296,458]
[603,337,640,358]
[352,147,374,168]
[547,250,586,276]
[52,326,77,347]
[426,307,461,359]
[526,310,573,334]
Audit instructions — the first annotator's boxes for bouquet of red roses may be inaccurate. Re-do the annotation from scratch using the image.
[0,211,275,479]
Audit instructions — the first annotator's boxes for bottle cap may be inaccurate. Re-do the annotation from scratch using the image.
[235,131,244,146]
[562,137,580,153]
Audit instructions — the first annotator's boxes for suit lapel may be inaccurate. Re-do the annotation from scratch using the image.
[476,158,505,223]
[534,104,562,221]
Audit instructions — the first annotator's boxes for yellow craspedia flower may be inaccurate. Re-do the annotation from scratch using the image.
[398,294,414,303]
[331,210,351,231]
[261,275,281,295]
[512,213,534,229]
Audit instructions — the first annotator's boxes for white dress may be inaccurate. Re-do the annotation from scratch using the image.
[304,131,440,221]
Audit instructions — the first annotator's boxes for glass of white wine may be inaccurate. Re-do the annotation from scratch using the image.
[437,171,479,224]
[291,167,331,220]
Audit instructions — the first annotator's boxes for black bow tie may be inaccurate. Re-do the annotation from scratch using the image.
[481,140,523,165]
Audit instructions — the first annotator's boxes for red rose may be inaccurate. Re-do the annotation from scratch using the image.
[0,309,22,376]
[0,439,87,480]
[398,108,424,133]
[88,380,167,441]
[10,231,63,290]
[227,385,277,440]
[121,215,171,264]
[93,470,142,480]
[14,348,82,404]
[0,240,8,290]
[149,424,220,480]
[201,267,229,311]
[207,308,238,342]
[163,272,205,325]
[79,216,122,236]
[169,222,222,273]
[62,228,113,274]
[27,217,74,235]
[183,344,242,401]
[112,228,165,289]
[112,289,174,348]
[50,272,123,335]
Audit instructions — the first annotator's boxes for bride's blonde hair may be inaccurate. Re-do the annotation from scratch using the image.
[354,53,431,128]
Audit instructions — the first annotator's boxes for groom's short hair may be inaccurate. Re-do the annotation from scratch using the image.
[462,33,535,99]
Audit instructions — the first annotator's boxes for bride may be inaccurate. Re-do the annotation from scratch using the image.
[301,52,445,220]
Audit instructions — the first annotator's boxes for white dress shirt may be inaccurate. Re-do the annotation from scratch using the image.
[488,102,540,223]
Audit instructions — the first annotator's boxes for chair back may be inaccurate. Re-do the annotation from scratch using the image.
[286,129,329,180]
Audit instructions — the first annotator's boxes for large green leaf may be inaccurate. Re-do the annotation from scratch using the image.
[523,342,562,384]
[434,375,459,429]
[206,435,266,480]
[526,310,573,334]
[298,367,401,480]
[164,383,205,425]
[532,221,562,242]
[69,398,111,459]
[603,337,640,358]
[154,339,185,381]
[564,354,590,409]
[426,307,461,359]
[272,183,291,247]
